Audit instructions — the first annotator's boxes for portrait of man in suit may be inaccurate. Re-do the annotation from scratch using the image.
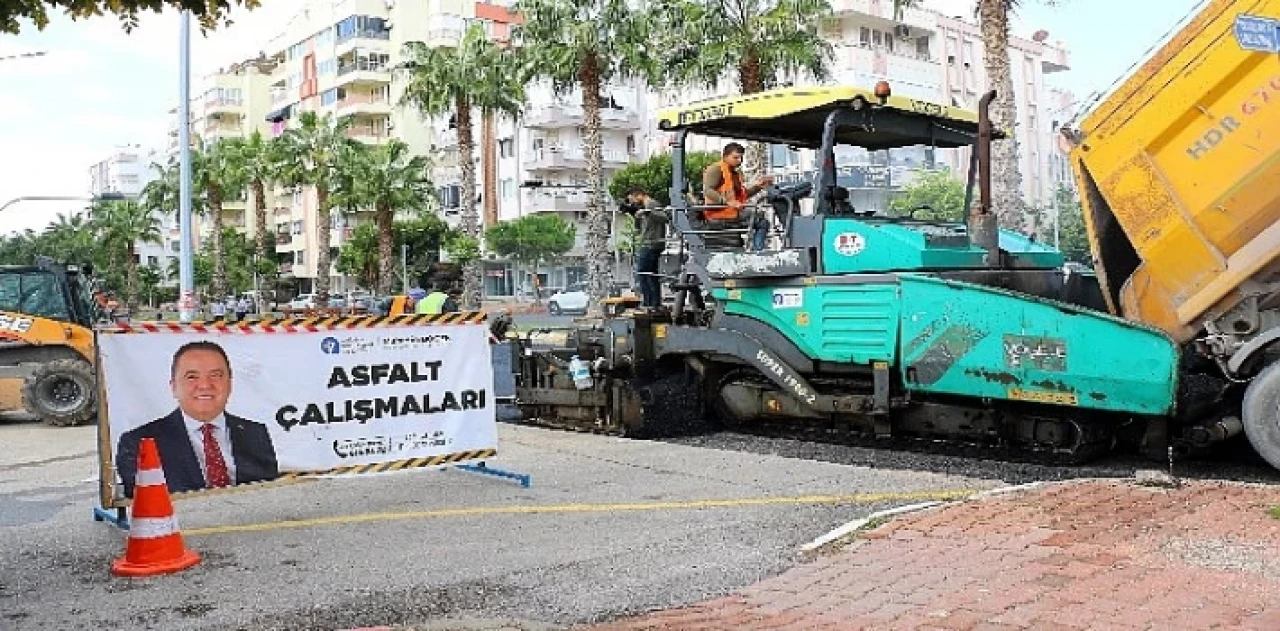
[116,340,279,497]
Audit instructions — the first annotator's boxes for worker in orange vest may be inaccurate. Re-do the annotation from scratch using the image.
[701,142,773,251]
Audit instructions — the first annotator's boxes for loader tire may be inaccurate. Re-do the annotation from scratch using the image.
[23,358,97,427]
[1242,360,1280,472]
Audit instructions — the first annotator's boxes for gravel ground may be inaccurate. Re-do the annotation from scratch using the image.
[657,430,1280,486]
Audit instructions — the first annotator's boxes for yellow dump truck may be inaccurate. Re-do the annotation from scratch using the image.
[1064,0,1280,466]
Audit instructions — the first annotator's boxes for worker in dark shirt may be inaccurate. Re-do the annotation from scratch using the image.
[625,187,669,309]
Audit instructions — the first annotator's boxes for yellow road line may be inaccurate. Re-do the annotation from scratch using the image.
[183,488,976,536]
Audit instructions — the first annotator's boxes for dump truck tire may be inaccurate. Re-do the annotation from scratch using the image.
[23,358,97,427]
[1242,360,1280,472]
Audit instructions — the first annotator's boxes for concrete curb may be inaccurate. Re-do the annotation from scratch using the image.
[799,479,1069,553]
[800,500,942,552]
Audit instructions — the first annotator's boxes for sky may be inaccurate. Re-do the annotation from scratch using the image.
[0,0,1209,237]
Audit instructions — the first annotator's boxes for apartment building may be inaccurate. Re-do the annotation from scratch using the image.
[262,0,448,291]
[167,54,281,251]
[87,146,178,285]
[434,81,647,297]
[644,0,1072,217]
[934,13,1073,208]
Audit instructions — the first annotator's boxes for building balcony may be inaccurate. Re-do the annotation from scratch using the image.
[345,125,390,144]
[335,61,391,87]
[524,189,590,213]
[279,262,297,275]
[276,233,292,245]
[424,28,464,46]
[525,104,641,130]
[831,0,933,30]
[335,30,392,58]
[434,128,458,150]
[203,118,242,138]
[202,96,243,116]
[523,147,634,172]
[337,93,392,116]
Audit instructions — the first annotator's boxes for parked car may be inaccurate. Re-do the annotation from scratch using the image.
[547,284,588,315]
[288,293,316,311]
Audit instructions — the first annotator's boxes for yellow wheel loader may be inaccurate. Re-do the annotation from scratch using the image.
[0,258,102,426]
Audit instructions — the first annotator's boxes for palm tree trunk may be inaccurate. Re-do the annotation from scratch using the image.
[253,178,270,256]
[375,202,395,295]
[482,112,498,228]
[738,54,769,182]
[125,244,138,310]
[580,54,610,317]
[208,186,227,299]
[980,0,1027,234]
[456,95,482,310]
[315,186,332,305]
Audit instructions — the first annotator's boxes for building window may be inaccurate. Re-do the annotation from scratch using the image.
[498,138,514,158]
[500,178,514,199]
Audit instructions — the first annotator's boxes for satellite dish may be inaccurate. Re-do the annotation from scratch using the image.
[1033,30,1050,42]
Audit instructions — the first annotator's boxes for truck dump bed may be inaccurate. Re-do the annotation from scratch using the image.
[1068,0,1280,344]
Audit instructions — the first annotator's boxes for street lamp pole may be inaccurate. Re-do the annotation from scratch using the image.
[177,10,196,323]
[0,194,124,214]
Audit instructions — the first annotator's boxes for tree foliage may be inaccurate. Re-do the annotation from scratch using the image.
[608,150,721,207]
[484,214,576,268]
[514,0,658,315]
[655,0,834,93]
[335,215,452,294]
[1054,185,1090,265]
[2,0,259,34]
[399,23,525,308]
[886,170,968,222]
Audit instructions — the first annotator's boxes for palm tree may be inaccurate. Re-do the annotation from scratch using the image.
[513,0,657,315]
[200,138,248,300]
[276,111,355,305]
[237,130,282,258]
[351,139,434,294]
[893,0,1030,233]
[399,23,526,309]
[657,0,833,176]
[89,199,161,309]
[43,213,95,265]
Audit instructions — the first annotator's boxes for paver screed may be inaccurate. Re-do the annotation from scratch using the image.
[583,479,1280,630]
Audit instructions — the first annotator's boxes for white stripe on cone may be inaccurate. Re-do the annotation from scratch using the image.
[135,468,167,487]
[130,516,181,539]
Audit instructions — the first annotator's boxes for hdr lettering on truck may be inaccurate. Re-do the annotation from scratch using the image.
[1186,75,1280,160]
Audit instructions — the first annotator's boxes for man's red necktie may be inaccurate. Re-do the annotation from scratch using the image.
[200,423,231,488]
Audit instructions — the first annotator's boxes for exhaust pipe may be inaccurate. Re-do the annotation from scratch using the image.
[1184,415,1243,448]
[968,90,1000,268]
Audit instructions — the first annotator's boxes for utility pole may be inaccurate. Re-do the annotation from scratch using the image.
[177,10,196,323]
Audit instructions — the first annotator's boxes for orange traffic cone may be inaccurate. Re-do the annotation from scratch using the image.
[112,437,201,577]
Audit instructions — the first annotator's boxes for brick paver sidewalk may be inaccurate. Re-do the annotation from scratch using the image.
[585,479,1280,630]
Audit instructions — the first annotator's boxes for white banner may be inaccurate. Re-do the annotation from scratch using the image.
[98,320,496,501]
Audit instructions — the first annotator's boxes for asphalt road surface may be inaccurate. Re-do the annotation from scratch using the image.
[0,417,997,631]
